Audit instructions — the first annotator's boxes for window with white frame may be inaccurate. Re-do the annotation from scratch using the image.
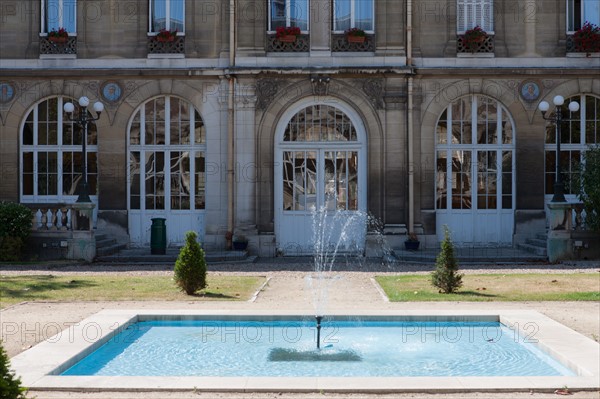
[41,0,76,34]
[545,94,600,196]
[268,0,309,31]
[457,0,494,33]
[21,96,98,200]
[150,0,185,33]
[567,0,600,31]
[333,0,374,32]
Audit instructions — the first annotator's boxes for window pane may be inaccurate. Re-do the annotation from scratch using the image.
[45,0,60,32]
[334,0,351,31]
[437,110,448,144]
[586,95,599,144]
[170,0,184,32]
[23,152,34,195]
[436,151,447,209]
[171,151,190,210]
[355,0,373,31]
[130,112,141,145]
[195,153,205,209]
[452,150,472,209]
[63,0,76,32]
[130,152,140,209]
[271,0,286,30]
[290,0,308,30]
[194,110,205,144]
[152,0,167,31]
[583,0,600,26]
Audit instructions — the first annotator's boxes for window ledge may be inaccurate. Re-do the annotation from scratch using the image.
[147,53,185,59]
[566,52,600,58]
[457,53,495,58]
[39,54,77,60]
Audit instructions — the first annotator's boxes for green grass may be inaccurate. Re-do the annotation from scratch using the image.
[0,274,266,308]
[375,274,600,302]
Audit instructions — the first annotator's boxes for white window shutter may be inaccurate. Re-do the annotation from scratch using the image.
[457,0,494,32]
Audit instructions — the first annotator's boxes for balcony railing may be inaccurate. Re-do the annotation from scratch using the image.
[25,204,73,232]
[148,35,185,55]
[39,36,77,56]
[457,34,495,54]
[267,34,310,52]
[566,34,599,55]
[331,34,375,52]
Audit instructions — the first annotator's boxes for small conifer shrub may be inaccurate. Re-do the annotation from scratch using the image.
[0,341,27,399]
[431,226,463,294]
[174,231,207,295]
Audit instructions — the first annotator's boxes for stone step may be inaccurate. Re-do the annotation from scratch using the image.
[392,246,547,264]
[95,248,255,264]
[526,238,547,248]
[516,243,548,257]
[95,237,117,248]
[536,232,549,241]
[96,242,128,257]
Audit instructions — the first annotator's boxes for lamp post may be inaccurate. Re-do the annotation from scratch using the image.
[63,96,104,203]
[538,95,580,203]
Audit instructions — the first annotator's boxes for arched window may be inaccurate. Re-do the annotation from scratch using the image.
[545,94,600,197]
[21,96,98,201]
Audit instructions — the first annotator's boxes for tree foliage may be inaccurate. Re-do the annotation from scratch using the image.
[0,341,27,399]
[174,231,207,295]
[431,226,463,294]
[577,146,600,231]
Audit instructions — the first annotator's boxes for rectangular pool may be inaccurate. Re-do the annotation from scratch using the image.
[62,320,574,377]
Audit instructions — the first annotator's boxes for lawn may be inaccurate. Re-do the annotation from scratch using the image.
[375,273,600,302]
[0,274,266,308]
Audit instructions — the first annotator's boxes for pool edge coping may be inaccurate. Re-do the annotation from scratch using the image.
[10,309,600,393]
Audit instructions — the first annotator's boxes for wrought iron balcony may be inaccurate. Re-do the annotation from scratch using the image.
[147,35,185,55]
[39,36,77,55]
[457,34,495,54]
[267,34,310,52]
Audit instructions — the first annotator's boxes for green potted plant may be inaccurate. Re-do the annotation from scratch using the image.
[232,234,248,251]
[48,27,68,43]
[155,28,178,43]
[460,25,488,52]
[404,232,420,251]
[573,22,600,56]
[275,26,301,43]
[345,27,366,43]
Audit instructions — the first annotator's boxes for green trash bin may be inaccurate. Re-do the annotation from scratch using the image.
[150,218,167,255]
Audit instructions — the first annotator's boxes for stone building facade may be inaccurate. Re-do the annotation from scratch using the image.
[0,0,598,257]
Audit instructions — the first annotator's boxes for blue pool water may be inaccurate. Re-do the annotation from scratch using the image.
[62,320,575,377]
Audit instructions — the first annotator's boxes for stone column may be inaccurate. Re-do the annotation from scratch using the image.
[546,202,574,262]
[234,78,259,252]
[310,0,331,55]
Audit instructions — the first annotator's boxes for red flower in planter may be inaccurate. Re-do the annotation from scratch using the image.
[573,22,600,56]
[156,28,178,43]
[460,25,488,52]
[275,26,301,42]
[48,27,68,43]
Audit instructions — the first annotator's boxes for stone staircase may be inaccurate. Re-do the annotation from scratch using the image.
[95,247,256,264]
[516,232,548,257]
[95,233,128,257]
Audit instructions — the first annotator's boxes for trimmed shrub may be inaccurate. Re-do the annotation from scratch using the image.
[431,226,463,294]
[0,341,27,399]
[174,231,207,295]
[577,146,600,231]
[0,202,32,262]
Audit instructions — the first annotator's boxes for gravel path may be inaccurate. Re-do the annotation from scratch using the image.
[1,260,599,399]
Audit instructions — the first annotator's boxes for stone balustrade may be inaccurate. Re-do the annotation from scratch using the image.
[26,204,73,231]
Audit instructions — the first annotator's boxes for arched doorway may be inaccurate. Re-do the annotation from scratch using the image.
[274,100,368,255]
[127,96,206,246]
[435,95,516,245]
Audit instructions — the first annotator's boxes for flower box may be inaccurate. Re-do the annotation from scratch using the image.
[278,35,297,43]
[573,22,600,56]
[48,36,68,43]
[347,35,365,43]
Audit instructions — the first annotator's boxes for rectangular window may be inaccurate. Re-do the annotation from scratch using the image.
[333,0,374,32]
[568,0,600,31]
[269,0,309,31]
[150,0,185,33]
[457,0,494,33]
[43,0,77,33]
